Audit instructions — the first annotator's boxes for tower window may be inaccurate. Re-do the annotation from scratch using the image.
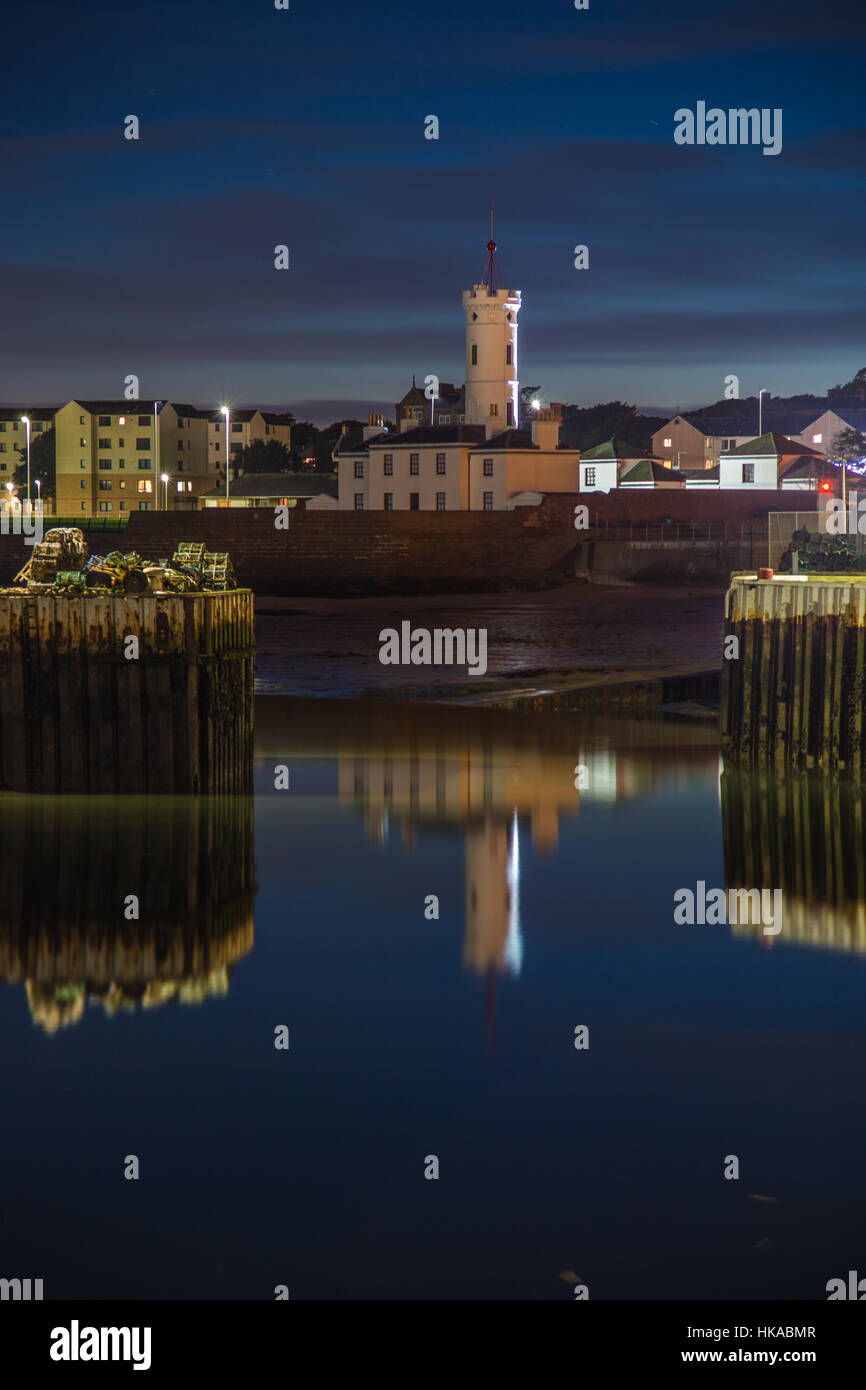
[489,403,499,416]
[471,344,477,365]
[506,344,512,365]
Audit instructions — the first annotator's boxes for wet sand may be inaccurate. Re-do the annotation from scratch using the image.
[254,583,725,698]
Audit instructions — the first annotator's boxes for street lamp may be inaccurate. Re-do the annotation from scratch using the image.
[20,415,30,505]
[161,473,170,511]
[758,389,769,438]
[223,405,233,503]
[34,479,41,515]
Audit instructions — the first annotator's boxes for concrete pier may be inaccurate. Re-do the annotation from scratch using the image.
[721,574,866,771]
[0,589,254,793]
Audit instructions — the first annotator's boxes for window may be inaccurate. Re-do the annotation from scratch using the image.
[410,492,420,510]
[0,423,5,432]
[436,492,446,511]
[384,454,393,475]
[177,461,184,472]
[79,437,87,446]
[117,438,124,447]
[99,480,111,491]
[137,480,153,494]
[118,460,125,468]
[80,460,87,469]
[0,445,5,454]
[138,459,151,470]
[354,461,364,478]
[232,423,242,433]
[813,433,823,444]
[98,415,110,426]
[471,344,477,365]
[177,440,184,450]
[139,501,152,511]
[436,453,446,474]
[483,458,493,476]
[80,480,87,490]
[136,437,150,450]
[80,416,86,425]
[506,343,512,365]
[33,422,44,432]
[483,491,494,511]
[138,415,150,426]
[119,502,126,511]
[742,463,755,483]
[585,467,596,486]
[81,502,87,511]
[384,493,394,510]
[663,437,672,448]
[489,403,499,416]
[410,454,419,474]
[119,481,126,489]
[98,460,111,470]
[705,437,712,447]
[440,414,450,425]
[354,493,364,510]
[98,502,112,512]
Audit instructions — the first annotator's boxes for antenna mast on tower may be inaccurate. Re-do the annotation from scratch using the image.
[483,200,498,296]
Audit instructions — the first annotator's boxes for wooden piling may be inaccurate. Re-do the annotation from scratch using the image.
[721,575,866,773]
[0,589,255,793]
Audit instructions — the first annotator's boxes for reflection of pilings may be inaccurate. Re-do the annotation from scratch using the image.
[721,767,866,952]
[721,577,866,771]
[0,590,255,793]
[0,793,256,1029]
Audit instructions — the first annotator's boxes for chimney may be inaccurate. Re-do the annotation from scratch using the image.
[531,406,561,452]
[363,412,385,442]
[400,415,414,433]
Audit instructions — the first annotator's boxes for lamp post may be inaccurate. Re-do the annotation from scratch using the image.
[223,405,233,503]
[34,479,41,517]
[758,389,769,439]
[20,415,31,506]
[161,473,170,512]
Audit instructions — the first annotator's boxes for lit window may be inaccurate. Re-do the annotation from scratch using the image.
[490,403,499,416]
[137,480,153,494]
[813,434,822,444]
[663,437,672,448]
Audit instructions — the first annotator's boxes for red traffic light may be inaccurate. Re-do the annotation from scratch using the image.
[820,480,832,492]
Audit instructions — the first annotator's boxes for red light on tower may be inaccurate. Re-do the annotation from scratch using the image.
[820,480,832,493]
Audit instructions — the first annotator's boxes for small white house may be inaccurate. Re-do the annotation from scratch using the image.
[718,433,824,490]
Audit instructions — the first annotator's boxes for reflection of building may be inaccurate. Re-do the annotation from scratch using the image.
[0,794,255,1032]
[722,768,866,954]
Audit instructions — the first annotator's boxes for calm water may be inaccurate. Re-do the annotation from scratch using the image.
[2,697,865,1300]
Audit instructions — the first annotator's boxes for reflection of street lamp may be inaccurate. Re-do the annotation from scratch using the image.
[223,405,233,503]
[161,473,169,512]
[20,415,30,503]
[34,478,41,513]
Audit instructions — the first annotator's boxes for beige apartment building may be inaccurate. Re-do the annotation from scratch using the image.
[205,409,293,481]
[0,407,55,492]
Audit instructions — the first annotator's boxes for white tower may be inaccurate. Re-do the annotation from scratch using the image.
[463,205,521,433]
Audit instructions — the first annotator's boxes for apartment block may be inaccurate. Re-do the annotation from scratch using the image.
[206,409,292,480]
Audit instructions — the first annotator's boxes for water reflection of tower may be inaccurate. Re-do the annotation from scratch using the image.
[463,810,523,977]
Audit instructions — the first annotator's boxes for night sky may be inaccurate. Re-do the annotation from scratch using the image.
[1,0,864,423]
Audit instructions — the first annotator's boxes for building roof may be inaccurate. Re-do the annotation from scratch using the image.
[581,438,647,460]
[201,472,336,499]
[371,424,488,448]
[725,432,822,458]
[66,400,160,415]
[0,406,58,421]
[620,460,687,484]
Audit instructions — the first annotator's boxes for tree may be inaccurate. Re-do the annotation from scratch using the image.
[558,402,664,453]
[519,385,541,426]
[829,367,866,403]
[14,426,55,497]
[828,427,866,463]
[232,437,292,474]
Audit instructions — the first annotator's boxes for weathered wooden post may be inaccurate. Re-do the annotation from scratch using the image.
[721,573,866,772]
[0,589,255,793]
